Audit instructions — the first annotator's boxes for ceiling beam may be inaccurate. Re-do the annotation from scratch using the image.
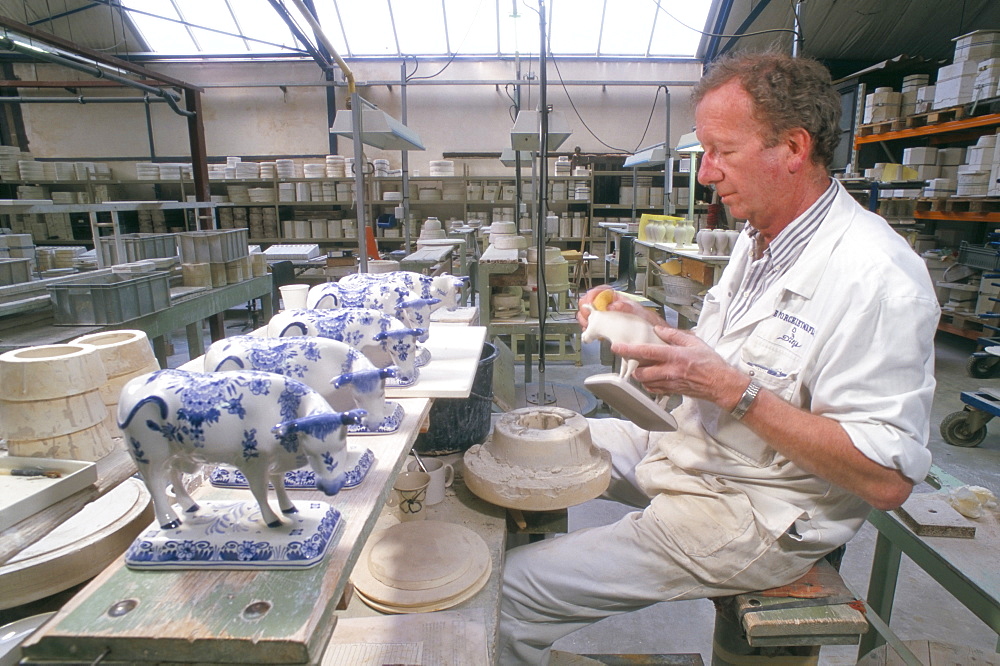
[717,0,776,59]
[0,14,201,92]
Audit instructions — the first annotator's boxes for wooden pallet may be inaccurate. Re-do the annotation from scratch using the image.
[916,197,1000,214]
[856,105,969,137]
[903,105,968,129]
[939,311,987,338]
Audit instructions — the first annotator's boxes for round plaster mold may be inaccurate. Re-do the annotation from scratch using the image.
[463,406,611,511]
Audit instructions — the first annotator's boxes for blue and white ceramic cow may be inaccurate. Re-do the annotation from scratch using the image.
[118,368,365,530]
[339,271,467,311]
[267,308,424,386]
[204,335,399,430]
[305,281,439,343]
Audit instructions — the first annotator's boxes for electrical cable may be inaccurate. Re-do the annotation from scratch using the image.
[548,55,629,153]
[652,0,802,41]
[407,0,488,81]
[631,84,664,153]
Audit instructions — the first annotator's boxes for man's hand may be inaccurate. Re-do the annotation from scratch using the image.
[614,326,746,409]
[576,286,667,329]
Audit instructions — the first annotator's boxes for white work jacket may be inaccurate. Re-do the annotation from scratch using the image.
[635,182,940,553]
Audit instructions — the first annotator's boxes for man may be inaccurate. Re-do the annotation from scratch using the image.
[498,52,939,664]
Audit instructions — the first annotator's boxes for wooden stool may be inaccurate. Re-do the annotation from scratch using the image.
[711,559,868,665]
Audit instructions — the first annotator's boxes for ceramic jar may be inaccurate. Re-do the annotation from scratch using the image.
[675,219,696,246]
[696,228,714,255]
[0,343,115,461]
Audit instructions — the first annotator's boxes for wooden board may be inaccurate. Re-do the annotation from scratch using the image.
[384,324,487,399]
[895,494,977,538]
[21,398,432,665]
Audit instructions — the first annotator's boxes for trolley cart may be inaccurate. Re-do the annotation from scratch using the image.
[940,387,1000,448]
[956,241,1000,378]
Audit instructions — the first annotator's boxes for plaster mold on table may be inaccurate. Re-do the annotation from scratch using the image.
[267,308,424,387]
[204,335,403,433]
[70,330,160,434]
[117,368,365,532]
[0,343,116,461]
[463,407,612,511]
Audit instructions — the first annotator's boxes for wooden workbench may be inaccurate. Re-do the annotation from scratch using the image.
[20,398,432,665]
[859,466,1000,661]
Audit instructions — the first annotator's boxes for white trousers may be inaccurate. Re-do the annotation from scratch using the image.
[497,418,819,665]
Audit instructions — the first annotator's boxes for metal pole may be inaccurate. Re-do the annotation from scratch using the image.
[351,92,368,272]
[400,63,412,253]
[528,0,554,406]
[792,1,803,57]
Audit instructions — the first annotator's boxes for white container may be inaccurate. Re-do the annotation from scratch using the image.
[279,284,309,310]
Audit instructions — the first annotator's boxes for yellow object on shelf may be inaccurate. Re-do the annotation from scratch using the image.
[660,258,683,275]
[638,213,685,241]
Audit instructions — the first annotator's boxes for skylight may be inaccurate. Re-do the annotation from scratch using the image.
[120,0,711,59]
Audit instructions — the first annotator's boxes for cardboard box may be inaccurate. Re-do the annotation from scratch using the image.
[903,147,938,165]
[954,29,1000,62]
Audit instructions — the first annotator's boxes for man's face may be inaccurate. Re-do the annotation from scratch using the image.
[695,80,790,231]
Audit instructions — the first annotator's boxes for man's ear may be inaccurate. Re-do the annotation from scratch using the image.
[784,127,814,173]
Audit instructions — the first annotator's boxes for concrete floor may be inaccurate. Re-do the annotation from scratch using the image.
[161,310,1000,664]
[500,329,1000,664]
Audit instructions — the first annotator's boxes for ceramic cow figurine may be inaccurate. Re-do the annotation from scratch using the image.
[267,308,424,386]
[118,368,365,529]
[581,305,667,382]
[305,281,439,343]
[204,335,399,431]
[339,271,467,311]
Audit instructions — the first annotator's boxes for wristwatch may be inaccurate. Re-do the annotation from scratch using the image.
[730,378,762,421]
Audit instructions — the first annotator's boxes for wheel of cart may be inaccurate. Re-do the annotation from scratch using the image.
[967,340,1000,378]
[940,389,1000,447]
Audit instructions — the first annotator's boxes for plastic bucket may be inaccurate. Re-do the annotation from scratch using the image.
[413,342,497,455]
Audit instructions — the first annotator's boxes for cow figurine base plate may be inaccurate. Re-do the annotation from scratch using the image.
[210,448,376,490]
[350,401,404,435]
[584,373,677,432]
[124,500,343,570]
[415,346,431,367]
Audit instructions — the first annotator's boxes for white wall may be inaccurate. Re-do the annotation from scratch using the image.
[13,58,703,175]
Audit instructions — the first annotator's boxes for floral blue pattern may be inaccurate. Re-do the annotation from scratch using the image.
[124,501,343,570]
[209,448,375,490]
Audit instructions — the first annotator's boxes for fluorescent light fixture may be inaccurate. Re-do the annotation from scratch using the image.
[510,109,572,151]
[623,143,667,168]
[499,149,534,167]
[675,131,703,153]
[330,102,425,151]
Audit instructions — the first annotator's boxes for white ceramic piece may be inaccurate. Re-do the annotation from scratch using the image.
[580,306,667,381]
[205,336,401,432]
[407,458,454,505]
[337,270,467,312]
[279,284,310,309]
[307,279,438,342]
[0,343,106,401]
[267,308,424,387]
[696,228,713,255]
[492,234,527,250]
[367,260,400,274]
[118,368,364,531]
[463,406,612,511]
[387,471,431,521]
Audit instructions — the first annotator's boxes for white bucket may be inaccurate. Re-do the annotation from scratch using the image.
[279,284,310,310]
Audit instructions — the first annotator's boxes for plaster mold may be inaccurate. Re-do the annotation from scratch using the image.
[463,407,611,511]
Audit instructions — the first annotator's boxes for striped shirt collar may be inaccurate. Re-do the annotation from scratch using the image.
[744,178,837,265]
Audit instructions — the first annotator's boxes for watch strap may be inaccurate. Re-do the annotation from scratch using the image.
[730,379,762,421]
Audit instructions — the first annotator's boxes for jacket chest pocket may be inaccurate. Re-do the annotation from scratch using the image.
[737,322,809,402]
